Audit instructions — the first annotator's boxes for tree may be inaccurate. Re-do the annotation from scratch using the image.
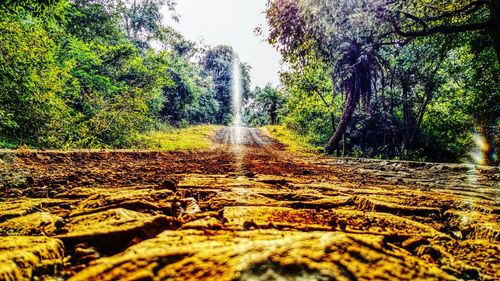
[186,88,220,124]
[66,0,122,43]
[248,84,285,126]
[257,85,283,125]
[385,0,500,63]
[267,0,389,153]
[117,0,177,47]
[159,55,202,125]
[0,0,70,20]
[202,46,251,125]
[424,34,500,164]
[0,0,177,148]
[266,0,499,162]
[0,1,75,147]
[278,53,340,147]
[69,0,177,48]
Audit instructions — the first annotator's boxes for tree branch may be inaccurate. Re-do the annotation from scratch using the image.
[423,1,490,21]
[396,11,429,29]
[392,21,490,37]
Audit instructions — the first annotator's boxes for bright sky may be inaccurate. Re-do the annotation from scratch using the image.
[163,0,282,89]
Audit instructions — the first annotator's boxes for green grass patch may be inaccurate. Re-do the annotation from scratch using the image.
[0,138,18,149]
[263,125,322,156]
[138,125,221,151]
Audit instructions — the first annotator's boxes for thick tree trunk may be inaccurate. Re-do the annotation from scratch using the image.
[324,81,357,153]
[342,134,346,157]
[270,113,277,125]
[269,102,277,125]
[324,41,363,154]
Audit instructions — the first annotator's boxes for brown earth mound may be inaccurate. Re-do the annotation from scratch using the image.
[0,128,498,280]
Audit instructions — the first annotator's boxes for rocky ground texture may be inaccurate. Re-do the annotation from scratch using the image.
[0,128,498,280]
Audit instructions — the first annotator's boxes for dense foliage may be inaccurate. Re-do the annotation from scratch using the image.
[201,46,251,125]
[1,0,497,165]
[0,0,249,148]
[245,84,285,127]
[265,0,499,164]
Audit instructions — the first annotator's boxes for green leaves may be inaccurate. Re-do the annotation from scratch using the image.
[0,0,176,149]
[266,0,499,162]
[0,16,73,147]
[201,46,251,125]
[0,0,71,24]
[246,84,285,126]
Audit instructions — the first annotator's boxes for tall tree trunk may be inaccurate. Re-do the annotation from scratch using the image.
[389,70,395,116]
[269,102,277,125]
[324,41,365,154]
[342,134,346,157]
[411,91,431,146]
[324,80,357,153]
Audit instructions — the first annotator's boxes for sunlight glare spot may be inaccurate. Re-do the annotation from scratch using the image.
[468,133,489,166]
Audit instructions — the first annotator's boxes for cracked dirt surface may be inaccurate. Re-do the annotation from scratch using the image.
[0,128,499,280]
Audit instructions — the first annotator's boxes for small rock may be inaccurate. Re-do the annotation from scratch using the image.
[8,188,23,197]
[462,267,481,280]
[244,172,256,178]
[54,219,66,229]
[243,220,259,230]
[74,246,97,257]
[70,243,101,271]
[0,212,62,236]
[159,179,177,192]
[181,217,222,230]
[57,208,180,254]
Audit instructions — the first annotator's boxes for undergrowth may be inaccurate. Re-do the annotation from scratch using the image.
[264,125,322,156]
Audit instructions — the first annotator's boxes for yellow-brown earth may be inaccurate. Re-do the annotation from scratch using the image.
[0,128,498,280]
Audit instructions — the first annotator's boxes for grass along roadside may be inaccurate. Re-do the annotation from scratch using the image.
[263,125,322,156]
[138,125,221,151]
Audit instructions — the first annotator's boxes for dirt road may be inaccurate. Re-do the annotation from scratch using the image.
[1,127,499,280]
